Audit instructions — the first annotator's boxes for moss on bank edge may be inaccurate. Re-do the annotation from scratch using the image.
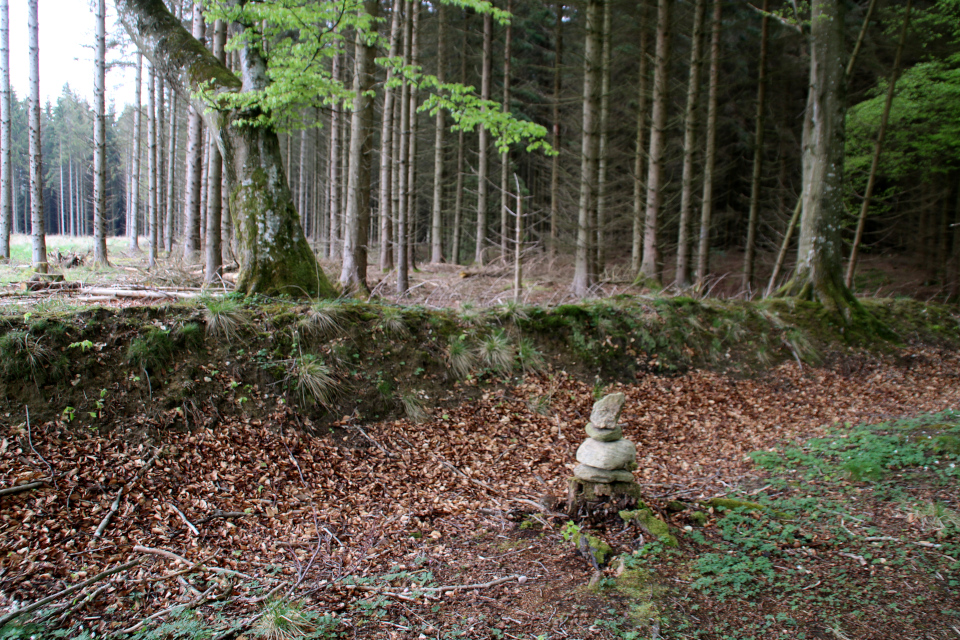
[0,295,957,428]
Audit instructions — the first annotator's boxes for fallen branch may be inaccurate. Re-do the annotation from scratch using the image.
[0,480,47,497]
[54,584,109,625]
[351,574,528,598]
[95,449,159,538]
[439,459,503,497]
[837,552,867,566]
[134,545,261,582]
[78,287,202,299]
[347,424,396,458]
[0,559,140,628]
[195,510,248,525]
[170,503,200,536]
[25,407,55,486]
[116,584,217,636]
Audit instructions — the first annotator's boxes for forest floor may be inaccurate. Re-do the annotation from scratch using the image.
[0,236,958,639]
[0,233,954,307]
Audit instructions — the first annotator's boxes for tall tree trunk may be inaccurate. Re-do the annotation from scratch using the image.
[406,1,420,269]
[68,159,74,237]
[378,0,402,271]
[742,0,770,291]
[0,0,10,259]
[595,0,611,278]
[157,78,167,249]
[199,126,210,246]
[328,54,342,261]
[951,184,960,302]
[451,22,467,265]
[638,0,670,284]
[674,0,706,287]
[181,3,204,262]
[59,140,65,237]
[340,0,379,292]
[396,0,412,293]
[430,3,447,264]
[779,0,868,323]
[513,175,523,301]
[117,0,335,297]
[549,3,563,262]
[298,117,309,231]
[164,87,178,251]
[130,53,142,252]
[28,0,46,272]
[696,0,721,284]
[147,63,158,268]
[845,0,912,289]
[572,0,602,296]
[204,18,226,284]
[499,0,513,260]
[93,0,108,265]
[475,11,493,265]
[631,0,649,275]
[163,0,181,253]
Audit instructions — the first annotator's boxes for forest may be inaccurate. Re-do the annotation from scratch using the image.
[0,0,958,303]
[1,0,960,638]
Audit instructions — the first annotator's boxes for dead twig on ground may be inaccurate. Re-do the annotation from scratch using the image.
[25,406,55,487]
[169,502,200,536]
[194,510,248,525]
[0,480,48,497]
[95,448,159,538]
[0,559,140,628]
[134,545,260,581]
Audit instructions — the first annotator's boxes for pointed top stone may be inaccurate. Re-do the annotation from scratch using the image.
[590,392,626,429]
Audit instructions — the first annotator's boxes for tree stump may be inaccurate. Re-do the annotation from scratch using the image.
[566,478,642,523]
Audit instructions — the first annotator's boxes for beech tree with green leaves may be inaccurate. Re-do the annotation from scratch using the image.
[115,0,545,298]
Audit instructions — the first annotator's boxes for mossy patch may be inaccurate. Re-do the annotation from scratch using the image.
[703,497,790,520]
[126,327,175,372]
[620,509,678,547]
[568,529,613,566]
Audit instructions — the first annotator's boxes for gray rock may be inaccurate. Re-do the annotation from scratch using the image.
[574,464,635,483]
[585,422,623,442]
[576,438,637,470]
[590,392,626,429]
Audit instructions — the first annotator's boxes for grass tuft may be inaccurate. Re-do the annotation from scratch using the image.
[254,598,315,640]
[446,334,475,379]
[0,329,51,382]
[126,328,174,371]
[202,296,247,342]
[400,391,430,423]
[173,322,204,350]
[517,337,545,373]
[292,354,341,409]
[378,306,409,336]
[477,329,515,374]
[300,300,347,339]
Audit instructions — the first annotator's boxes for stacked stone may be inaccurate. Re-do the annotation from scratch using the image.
[573,392,637,484]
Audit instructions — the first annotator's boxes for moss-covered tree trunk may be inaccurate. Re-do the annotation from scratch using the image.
[115,0,336,298]
[778,0,871,327]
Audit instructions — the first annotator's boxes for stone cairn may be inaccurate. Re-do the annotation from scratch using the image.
[566,392,641,519]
